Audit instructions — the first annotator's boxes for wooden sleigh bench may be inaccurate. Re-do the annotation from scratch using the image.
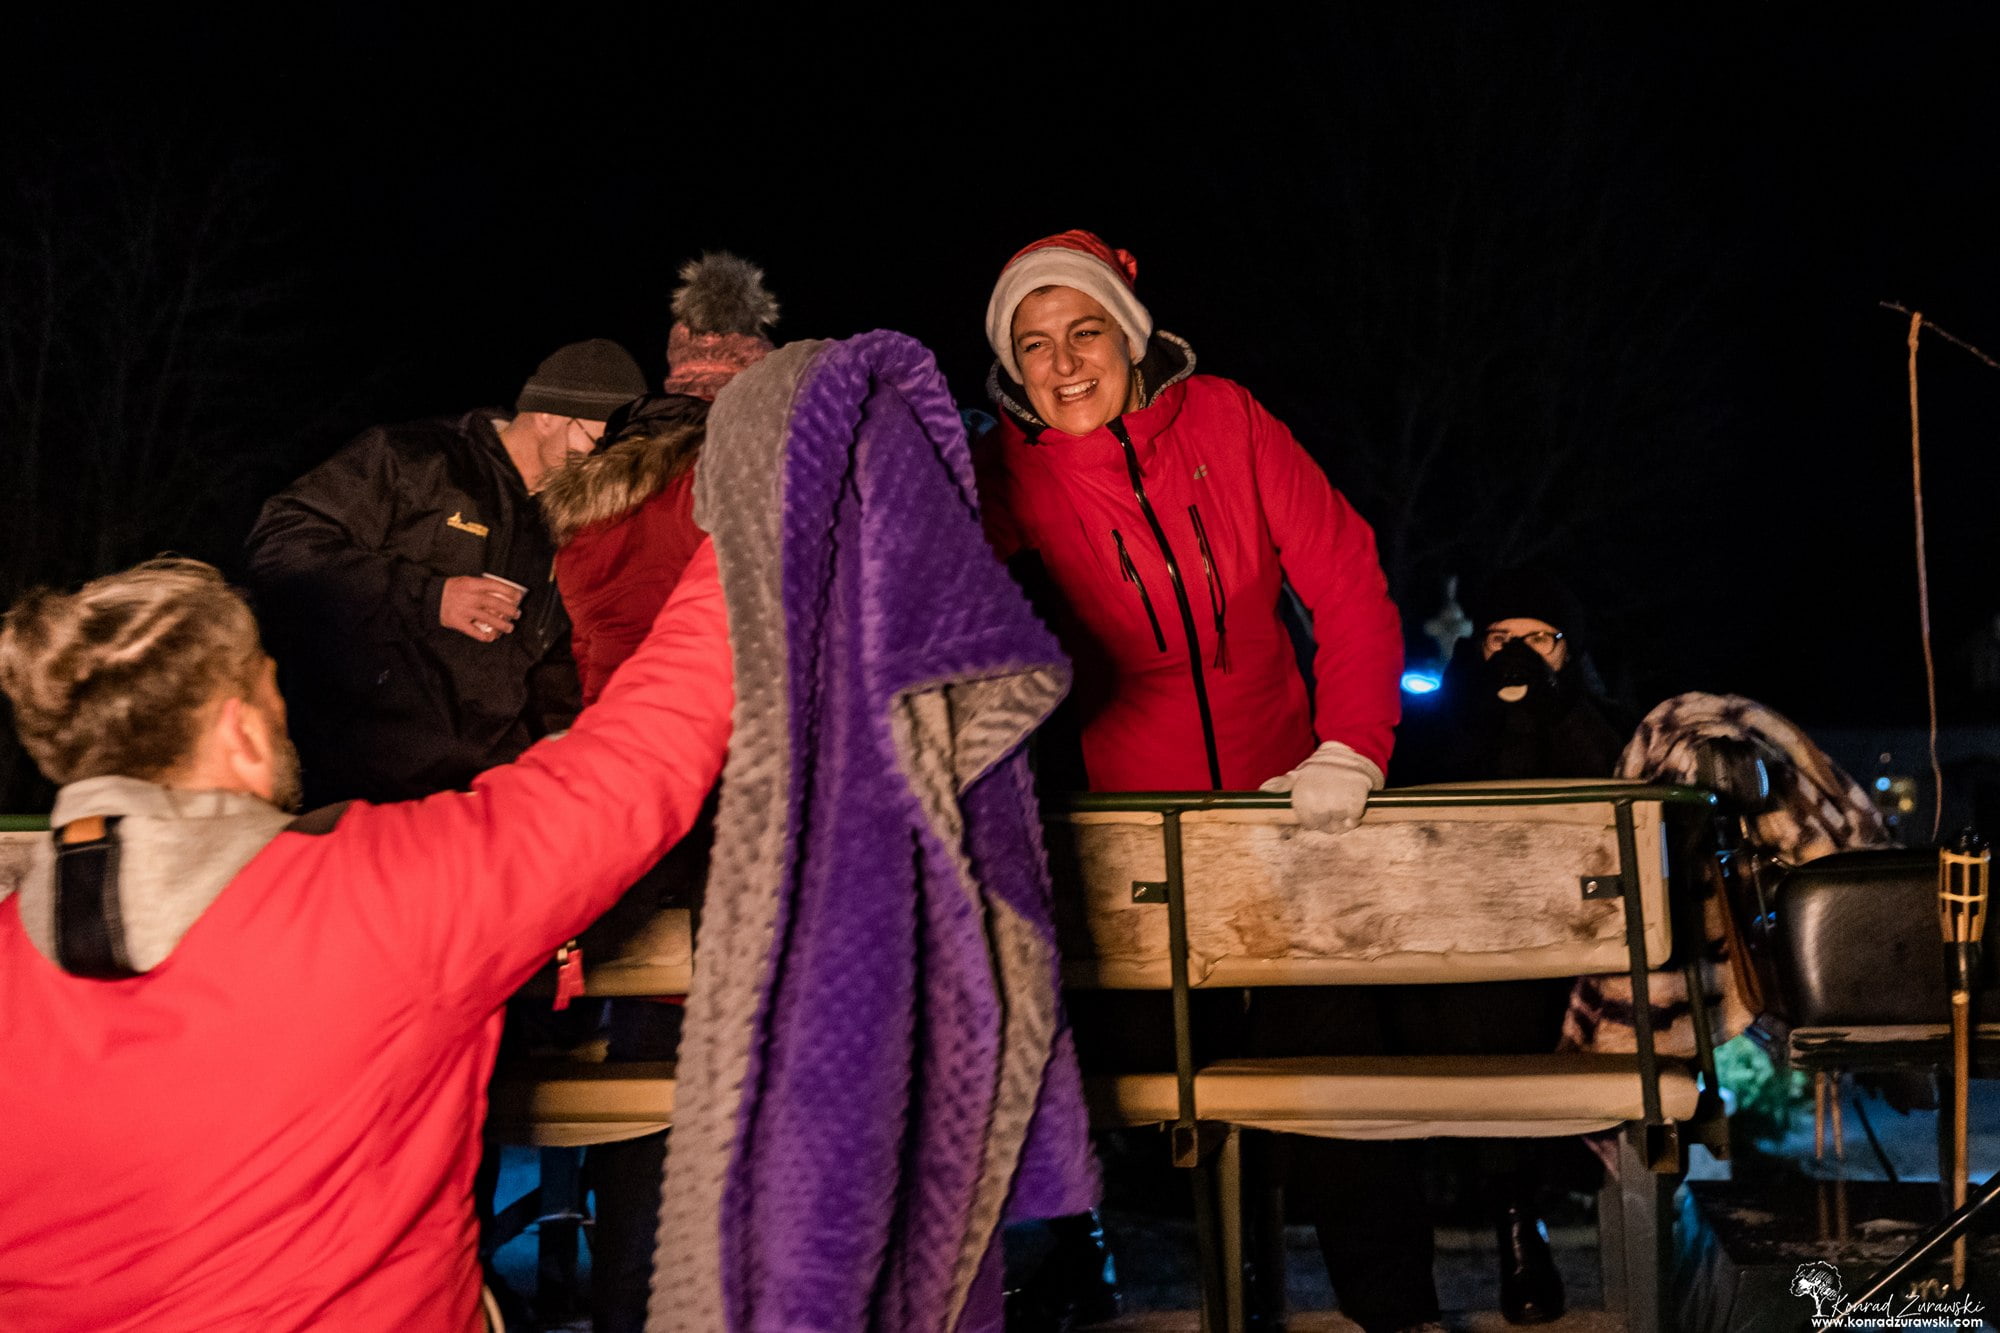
[1043,779,1725,1333]
[484,907,694,1306]
[488,903,694,1135]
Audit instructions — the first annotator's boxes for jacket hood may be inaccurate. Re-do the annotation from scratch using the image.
[540,413,706,547]
[0,776,292,976]
[985,330,1197,436]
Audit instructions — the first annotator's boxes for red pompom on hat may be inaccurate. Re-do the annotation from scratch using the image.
[985,229,1153,384]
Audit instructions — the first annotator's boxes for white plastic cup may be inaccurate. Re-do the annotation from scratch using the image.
[480,573,528,602]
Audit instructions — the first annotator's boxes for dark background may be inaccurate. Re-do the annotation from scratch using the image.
[6,7,1999,808]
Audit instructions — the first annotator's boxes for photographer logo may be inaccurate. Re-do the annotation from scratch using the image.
[1792,1262,1985,1328]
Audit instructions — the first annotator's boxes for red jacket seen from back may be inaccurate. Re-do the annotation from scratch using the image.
[0,542,732,1333]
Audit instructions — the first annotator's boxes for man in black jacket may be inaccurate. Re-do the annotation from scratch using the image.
[245,339,647,806]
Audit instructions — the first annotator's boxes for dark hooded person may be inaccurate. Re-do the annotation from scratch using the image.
[1226,570,1630,1332]
[1397,567,1631,785]
[1373,567,1635,1326]
[0,549,731,1332]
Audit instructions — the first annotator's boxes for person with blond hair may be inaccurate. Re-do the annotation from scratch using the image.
[0,548,731,1332]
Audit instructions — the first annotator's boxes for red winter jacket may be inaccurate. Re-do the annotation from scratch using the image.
[977,336,1401,791]
[557,473,703,706]
[539,401,711,708]
[0,542,732,1333]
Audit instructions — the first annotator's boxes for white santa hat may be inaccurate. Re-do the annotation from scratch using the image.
[984,229,1153,384]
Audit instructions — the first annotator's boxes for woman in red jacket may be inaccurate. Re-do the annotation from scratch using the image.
[981,233,1437,1332]
[535,252,777,1333]
[977,230,1401,827]
[544,251,779,708]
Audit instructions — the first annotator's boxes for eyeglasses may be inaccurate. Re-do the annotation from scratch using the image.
[1483,629,1564,653]
[566,417,603,448]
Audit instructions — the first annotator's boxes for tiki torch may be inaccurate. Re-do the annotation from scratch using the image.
[1939,832,1989,1287]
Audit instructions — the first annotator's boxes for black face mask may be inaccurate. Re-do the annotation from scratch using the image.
[1478,638,1569,717]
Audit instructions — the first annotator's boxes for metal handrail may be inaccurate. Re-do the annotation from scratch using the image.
[0,785,1711,831]
[1054,782,1715,815]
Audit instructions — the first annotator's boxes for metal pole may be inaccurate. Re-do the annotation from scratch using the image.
[1614,801,1664,1129]
[1160,810,1225,1330]
[1822,1168,2000,1328]
[1163,811,1198,1161]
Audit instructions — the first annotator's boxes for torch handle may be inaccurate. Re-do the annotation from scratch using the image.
[1953,988,1971,1287]
[1949,940,1983,994]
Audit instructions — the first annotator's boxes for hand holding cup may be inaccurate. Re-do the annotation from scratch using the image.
[441,573,526,643]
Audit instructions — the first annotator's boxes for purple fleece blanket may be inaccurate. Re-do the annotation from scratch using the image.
[653,332,1099,1333]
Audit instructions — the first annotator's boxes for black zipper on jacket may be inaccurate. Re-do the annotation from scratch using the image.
[1187,503,1229,673]
[1112,529,1168,653]
[1108,418,1223,790]
[525,556,562,655]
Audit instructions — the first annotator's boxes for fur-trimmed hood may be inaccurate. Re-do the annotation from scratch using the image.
[985,330,1196,435]
[541,412,705,547]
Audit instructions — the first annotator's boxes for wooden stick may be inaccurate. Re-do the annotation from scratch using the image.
[1833,1072,1846,1163]
[1815,1072,1829,1162]
[1900,311,1946,842]
[1953,988,1971,1287]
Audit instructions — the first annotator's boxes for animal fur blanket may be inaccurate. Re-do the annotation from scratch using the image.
[650,332,1099,1333]
[1561,691,1894,1055]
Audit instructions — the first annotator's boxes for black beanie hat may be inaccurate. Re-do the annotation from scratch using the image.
[601,392,710,450]
[515,339,647,420]
[1464,567,1585,645]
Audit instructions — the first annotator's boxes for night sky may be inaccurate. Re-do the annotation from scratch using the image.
[8,7,2000,749]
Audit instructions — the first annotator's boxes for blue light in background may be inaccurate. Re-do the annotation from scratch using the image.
[1874,776,1892,792]
[1401,669,1443,695]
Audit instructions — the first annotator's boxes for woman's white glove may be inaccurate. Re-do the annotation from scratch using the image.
[1259,740,1384,834]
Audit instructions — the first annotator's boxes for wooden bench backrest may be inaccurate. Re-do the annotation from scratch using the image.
[1047,781,1679,989]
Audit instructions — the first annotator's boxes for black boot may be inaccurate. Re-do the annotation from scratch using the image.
[1496,1204,1565,1325]
[1033,1210,1120,1329]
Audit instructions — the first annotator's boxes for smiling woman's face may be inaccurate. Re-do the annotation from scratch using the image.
[1010,285,1137,436]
